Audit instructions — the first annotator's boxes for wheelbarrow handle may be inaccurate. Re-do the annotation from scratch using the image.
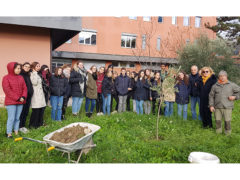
[15,137,44,144]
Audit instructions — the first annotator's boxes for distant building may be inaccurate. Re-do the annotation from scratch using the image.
[53,16,217,73]
[0,17,82,105]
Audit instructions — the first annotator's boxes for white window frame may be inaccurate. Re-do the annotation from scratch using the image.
[129,16,137,20]
[183,16,190,26]
[79,30,97,45]
[143,16,151,22]
[157,36,161,51]
[112,61,135,68]
[195,16,202,28]
[121,33,137,49]
[172,16,177,25]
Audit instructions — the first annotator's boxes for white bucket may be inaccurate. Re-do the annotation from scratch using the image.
[188,152,220,164]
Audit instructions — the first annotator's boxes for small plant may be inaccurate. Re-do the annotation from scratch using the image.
[151,66,181,140]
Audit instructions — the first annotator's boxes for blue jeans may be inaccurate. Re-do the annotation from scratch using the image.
[164,101,174,117]
[102,94,111,115]
[50,96,63,121]
[136,100,144,115]
[6,105,23,134]
[85,97,96,113]
[72,97,84,114]
[177,104,188,120]
[190,96,201,120]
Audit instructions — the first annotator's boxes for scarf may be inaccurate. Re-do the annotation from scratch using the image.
[202,74,211,85]
[218,79,228,85]
[78,68,87,93]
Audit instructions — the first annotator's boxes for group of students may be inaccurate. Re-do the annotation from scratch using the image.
[2,61,240,138]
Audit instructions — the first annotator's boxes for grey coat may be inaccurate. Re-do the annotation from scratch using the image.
[209,81,240,109]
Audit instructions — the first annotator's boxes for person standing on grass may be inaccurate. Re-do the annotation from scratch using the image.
[111,71,119,113]
[162,72,176,118]
[150,72,161,115]
[19,62,33,134]
[2,62,27,138]
[85,66,98,118]
[29,62,46,128]
[70,61,86,116]
[159,64,168,83]
[61,64,72,120]
[209,70,240,135]
[126,71,135,111]
[134,70,150,115]
[102,70,114,115]
[198,67,217,128]
[39,65,51,106]
[175,72,190,120]
[144,69,152,115]
[189,65,201,120]
[96,66,105,116]
[49,67,68,121]
[115,68,131,113]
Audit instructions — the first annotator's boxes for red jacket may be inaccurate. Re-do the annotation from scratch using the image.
[2,62,28,106]
[96,73,105,93]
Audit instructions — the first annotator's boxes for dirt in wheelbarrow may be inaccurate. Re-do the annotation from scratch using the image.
[50,125,92,144]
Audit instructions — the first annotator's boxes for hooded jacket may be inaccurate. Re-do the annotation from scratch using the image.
[2,62,28,106]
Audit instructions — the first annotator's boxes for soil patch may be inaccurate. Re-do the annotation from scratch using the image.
[50,125,92,144]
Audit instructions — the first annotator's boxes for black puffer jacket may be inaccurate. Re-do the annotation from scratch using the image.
[69,69,84,97]
[189,73,200,97]
[198,74,217,106]
[20,70,34,97]
[150,80,160,100]
[50,75,68,97]
[133,79,150,101]
[128,77,136,98]
[102,76,114,97]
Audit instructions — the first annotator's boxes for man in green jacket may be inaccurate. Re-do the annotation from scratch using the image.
[209,70,240,135]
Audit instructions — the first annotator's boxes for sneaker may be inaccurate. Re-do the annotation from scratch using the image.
[96,113,101,116]
[100,112,104,115]
[19,127,28,134]
[111,111,117,114]
[23,127,29,133]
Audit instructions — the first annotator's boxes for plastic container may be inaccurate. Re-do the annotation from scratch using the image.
[188,152,220,164]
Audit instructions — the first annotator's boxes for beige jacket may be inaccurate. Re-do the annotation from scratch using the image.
[30,71,46,108]
[162,77,176,102]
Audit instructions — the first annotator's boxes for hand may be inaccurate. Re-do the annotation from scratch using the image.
[228,96,236,101]
[87,70,92,74]
[150,97,152,101]
[44,68,49,71]
[19,98,24,102]
[210,106,215,112]
[128,88,132,91]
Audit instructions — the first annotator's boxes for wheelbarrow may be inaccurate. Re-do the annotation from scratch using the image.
[15,122,101,163]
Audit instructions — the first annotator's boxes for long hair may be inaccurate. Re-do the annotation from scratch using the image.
[31,62,40,71]
[154,72,161,85]
[138,70,146,83]
[176,71,189,85]
[54,67,64,78]
[144,69,151,80]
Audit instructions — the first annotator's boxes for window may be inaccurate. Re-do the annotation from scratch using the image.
[121,34,136,48]
[111,61,135,68]
[195,16,202,28]
[183,16,190,26]
[142,35,146,49]
[157,36,161,51]
[143,16,151,22]
[129,16,137,20]
[172,16,177,25]
[65,39,72,43]
[158,16,163,23]
[51,62,64,73]
[79,31,97,45]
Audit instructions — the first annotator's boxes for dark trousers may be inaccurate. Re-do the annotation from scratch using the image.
[152,98,163,115]
[19,96,31,128]
[126,93,132,111]
[96,93,103,113]
[62,96,70,118]
[200,104,213,128]
[111,94,119,112]
[29,107,45,128]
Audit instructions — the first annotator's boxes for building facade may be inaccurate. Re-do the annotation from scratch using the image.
[53,16,217,73]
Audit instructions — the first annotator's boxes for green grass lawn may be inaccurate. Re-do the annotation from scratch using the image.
[1,100,240,163]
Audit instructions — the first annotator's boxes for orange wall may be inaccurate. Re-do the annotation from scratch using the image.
[56,16,216,58]
[0,24,51,102]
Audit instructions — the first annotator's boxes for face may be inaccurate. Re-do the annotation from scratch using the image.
[191,66,198,75]
[14,65,21,75]
[108,71,113,77]
[161,65,166,70]
[92,66,97,73]
[127,71,130,77]
[146,69,150,76]
[78,62,84,69]
[179,72,184,80]
[23,64,31,72]
[58,68,62,75]
[219,75,227,82]
[100,67,105,74]
[150,72,154,77]
[140,71,145,78]
[122,69,126,75]
[202,68,210,77]
[114,73,118,78]
[35,64,41,72]
[131,72,135,78]
[155,73,160,80]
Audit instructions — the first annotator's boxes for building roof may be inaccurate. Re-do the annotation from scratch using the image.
[0,17,82,50]
[52,51,179,64]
